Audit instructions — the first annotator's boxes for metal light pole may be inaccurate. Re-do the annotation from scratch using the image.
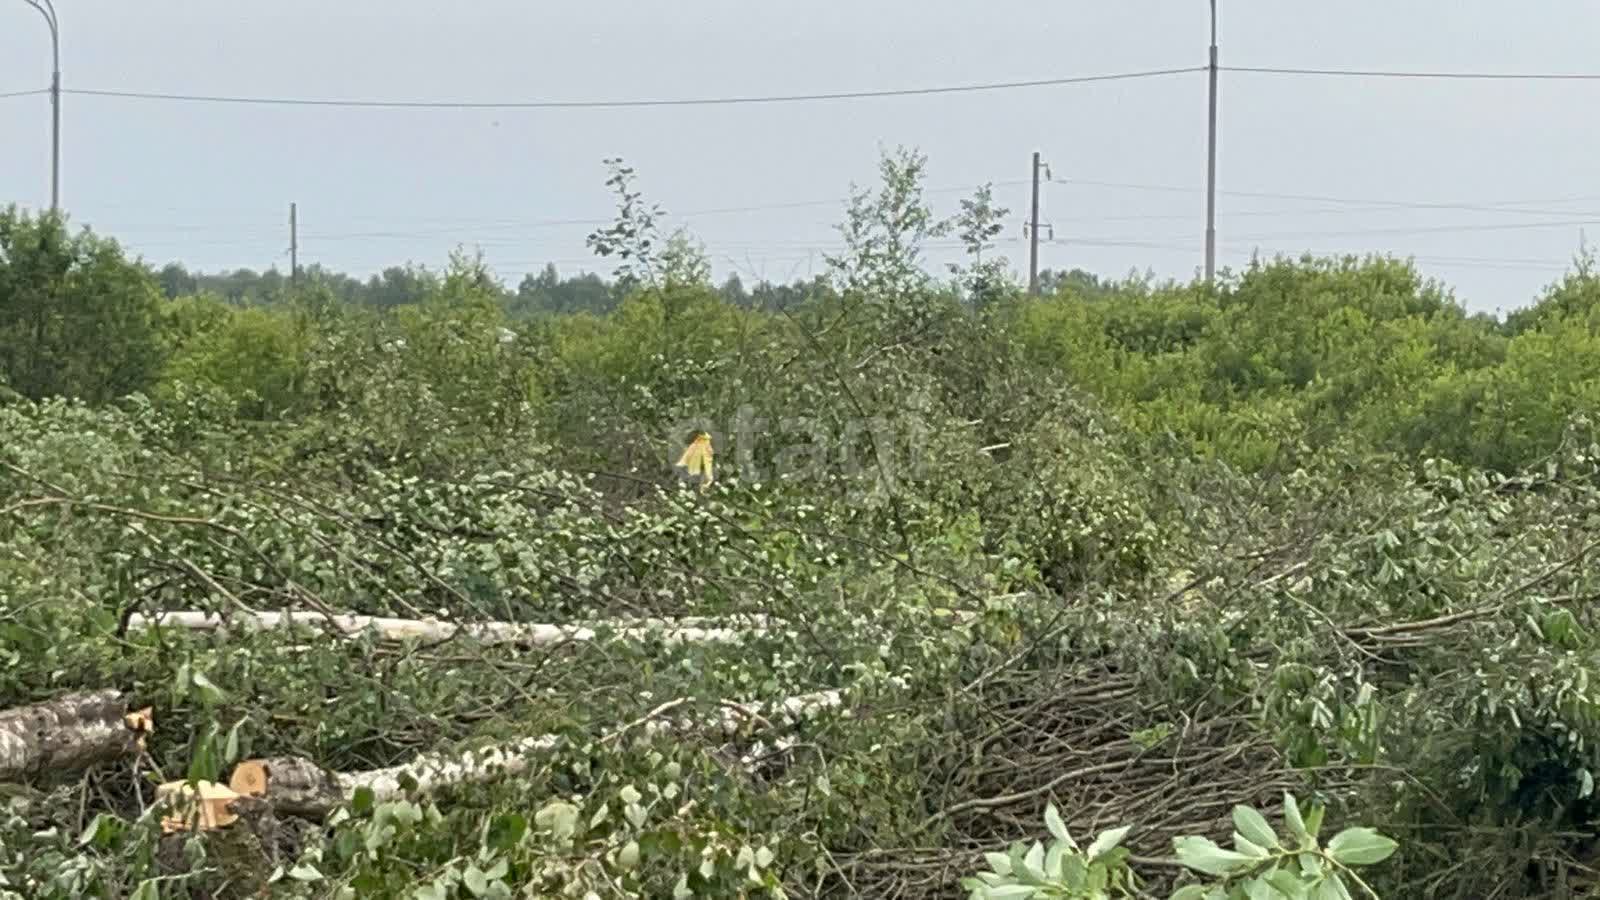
[1204,0,1218,283]
[20,0,61,212]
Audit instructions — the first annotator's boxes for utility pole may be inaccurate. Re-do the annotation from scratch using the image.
[1204,0,1219,282]
[1028,151,1043,296]
[19,0,61,211]
[289,203,299,287]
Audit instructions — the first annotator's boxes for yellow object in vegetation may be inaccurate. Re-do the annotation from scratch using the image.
[157,779,242,833]
[676,432,714,491]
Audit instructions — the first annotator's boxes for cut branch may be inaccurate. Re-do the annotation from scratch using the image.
[0,690,153,781]
[226,689,843,819]
[126,610,767,647]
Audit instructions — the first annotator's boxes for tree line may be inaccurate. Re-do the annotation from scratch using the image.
[151,258,837,317]
[5,198,1596,475]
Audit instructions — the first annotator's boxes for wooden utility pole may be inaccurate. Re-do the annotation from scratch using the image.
[1028,151,1043,295]
[289,202,299,287]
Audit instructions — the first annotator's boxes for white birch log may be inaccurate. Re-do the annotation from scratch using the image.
[226,689,843,819]
[126,610,768,647]
[0,690,153,781]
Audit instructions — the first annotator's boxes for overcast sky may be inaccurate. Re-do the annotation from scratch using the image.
[2,1,1597,313]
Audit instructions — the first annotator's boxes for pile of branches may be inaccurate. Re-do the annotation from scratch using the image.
[824,441,1600,898]
[7,387,1600,898]
[836,668,1305,898]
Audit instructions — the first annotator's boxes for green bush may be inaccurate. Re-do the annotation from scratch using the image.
[0,207,165,404]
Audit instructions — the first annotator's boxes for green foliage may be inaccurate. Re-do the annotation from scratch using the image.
[1168,796,1395,900]
[949,183,1013,308]
[965,797,1397,900]
[0,206,165,404]
[7,150,1600,900]
[1503,247,1600,335]
[826,146,950,326]
[586,157,671,292]
[960,802,1137,898]
[161,299,314,419]
[1018,251,1600,473]
[509,264,619,318]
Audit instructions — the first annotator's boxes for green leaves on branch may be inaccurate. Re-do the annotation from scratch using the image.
[1170,795,1395,899]
[959,802,1136,899]
[1324,828,1398,867]
[962,796,1397,900]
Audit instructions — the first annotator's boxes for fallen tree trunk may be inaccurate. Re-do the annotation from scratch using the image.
[224,689,843,819]
[126,610,768,647]
[0,690,153,781]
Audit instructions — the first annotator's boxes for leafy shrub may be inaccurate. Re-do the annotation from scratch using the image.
[962,796,1397,899]
[0,207,165,404]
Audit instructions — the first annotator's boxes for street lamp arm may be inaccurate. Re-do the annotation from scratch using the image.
[24,1,59,59]
[22,0,58,39]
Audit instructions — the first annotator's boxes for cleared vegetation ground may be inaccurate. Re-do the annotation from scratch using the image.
[4,156,1600,898]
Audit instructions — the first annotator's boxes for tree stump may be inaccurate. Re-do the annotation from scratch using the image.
[156,794,280,900]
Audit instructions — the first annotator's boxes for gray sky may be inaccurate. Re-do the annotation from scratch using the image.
[2,0,1597,314]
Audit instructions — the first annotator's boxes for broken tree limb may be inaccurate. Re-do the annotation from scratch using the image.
[0,690,152,781]
[225,688,844,819]
[126,610,768,647]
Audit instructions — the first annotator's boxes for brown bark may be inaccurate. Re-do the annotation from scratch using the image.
[0,690,151,781]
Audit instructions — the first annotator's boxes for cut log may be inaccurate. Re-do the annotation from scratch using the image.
[228,688,843,818]
[126,610,767,647]
[0,690,152,781]
[228,756,346,818]
[157,779,243,833]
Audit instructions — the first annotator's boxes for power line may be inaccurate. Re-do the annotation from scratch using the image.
[93,178,1031,243]
[1225,65,1600,81]
[1226,218,1600,242]
[119,214,1597,250]
[76,176,1595,238]
[45,173,1600,280]
[66,176,1031,225]
[85,182,1594,236]
[25,62,1600,115]
[1043,218,1597,247]
[1051,202,1600,224]
[99,208,1600,254]
[58,67,1202,110]
[1054,178,1600,218]
[29,62,1600,114]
